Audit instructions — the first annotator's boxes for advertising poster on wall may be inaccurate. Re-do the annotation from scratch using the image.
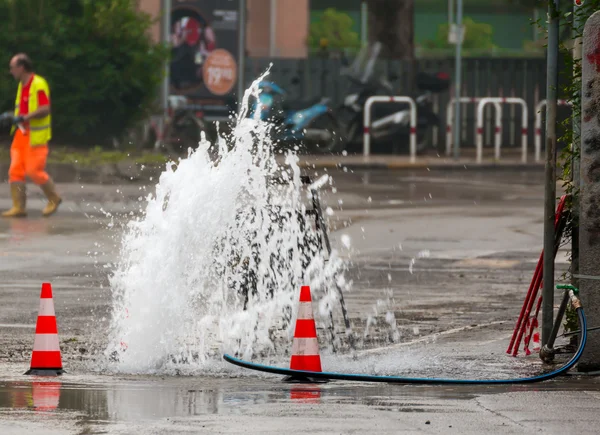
[170,0,240,105]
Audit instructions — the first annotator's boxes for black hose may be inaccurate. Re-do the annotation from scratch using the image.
[224,307,587,385]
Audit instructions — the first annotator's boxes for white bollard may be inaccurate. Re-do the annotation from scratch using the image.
[363,96,417,163]
[446,97,502,157]
[475,97,529,164]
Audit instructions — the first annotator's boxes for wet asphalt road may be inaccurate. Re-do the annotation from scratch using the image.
[1,167,600,434]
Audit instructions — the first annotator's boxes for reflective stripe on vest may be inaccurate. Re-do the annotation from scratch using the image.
[30,124,51,131]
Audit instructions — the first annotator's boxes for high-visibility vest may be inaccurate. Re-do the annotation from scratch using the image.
[12,74,52,146]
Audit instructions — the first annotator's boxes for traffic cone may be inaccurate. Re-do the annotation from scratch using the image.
[523,316,541,356]
[284,286,326,383]
[25,283,65,376]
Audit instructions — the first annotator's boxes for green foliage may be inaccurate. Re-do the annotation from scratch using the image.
[308,8,361,52]
[423,17,495,51]
[0,0,169,146]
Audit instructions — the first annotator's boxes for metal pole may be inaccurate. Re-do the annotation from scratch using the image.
[361,1,368,47]
[540,288,571,362]
[237,0,247,104]
[161,0,171,123]
[572,0,585,292]
[269,0,277,57]
[533,8,539,42]
[452,0,463,160]
[542,0,560,347]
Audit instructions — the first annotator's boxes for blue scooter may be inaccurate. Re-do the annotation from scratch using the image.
[248,80,343,154]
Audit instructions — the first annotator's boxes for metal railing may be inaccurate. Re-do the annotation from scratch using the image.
[446,97,502,157]
[475,97,529,163]
[363,96,417,162]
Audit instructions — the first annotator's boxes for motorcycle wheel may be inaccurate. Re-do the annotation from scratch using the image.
[302,112,344,154]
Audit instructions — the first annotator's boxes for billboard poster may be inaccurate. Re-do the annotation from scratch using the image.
[170,0,240,105]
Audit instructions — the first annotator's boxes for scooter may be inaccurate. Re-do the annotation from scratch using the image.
[248,80,344,154]
[336,43,450,154]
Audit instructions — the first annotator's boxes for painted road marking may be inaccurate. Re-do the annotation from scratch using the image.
[0,323,36,328]
[358,321,507,356]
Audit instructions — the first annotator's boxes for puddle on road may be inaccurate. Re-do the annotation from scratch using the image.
[0,380,468,423]
[1,375,598,424]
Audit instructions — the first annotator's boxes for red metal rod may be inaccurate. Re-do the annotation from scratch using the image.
[509,195,567,356]
[521,196,568,355]
[507,254,542,354]
[513,259,545,356]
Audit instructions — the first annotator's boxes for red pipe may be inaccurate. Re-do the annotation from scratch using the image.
[506,254,542,354]
[512,259,545,356]
[508,195,567,356]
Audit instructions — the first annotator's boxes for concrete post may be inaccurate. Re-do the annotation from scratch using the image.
[578,10,600,371]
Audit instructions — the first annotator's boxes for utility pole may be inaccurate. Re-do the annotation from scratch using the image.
[237,0,247,103]
[161,0,171,130]
[542,0,560,348]
[361,1,368,47]
[452,0,464,160]
[269,0,277,57]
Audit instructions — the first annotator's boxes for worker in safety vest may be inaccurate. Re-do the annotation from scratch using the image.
[1,53,62,217]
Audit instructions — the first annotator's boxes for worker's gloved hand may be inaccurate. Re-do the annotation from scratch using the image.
[0,112,14,127]
[12,115,25,125]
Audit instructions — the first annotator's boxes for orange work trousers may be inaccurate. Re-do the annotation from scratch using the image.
[8,129,49,185]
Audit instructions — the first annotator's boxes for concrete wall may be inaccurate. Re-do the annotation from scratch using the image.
[275,0,309,58]
[137,0,162,43]
[246,0,309,57]
[246,0,271,57]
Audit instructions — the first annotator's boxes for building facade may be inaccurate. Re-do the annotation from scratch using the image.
[137,0,310,58]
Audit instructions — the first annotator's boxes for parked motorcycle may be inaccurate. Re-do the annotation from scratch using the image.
[336,43,450,154]
[248,80,344,154]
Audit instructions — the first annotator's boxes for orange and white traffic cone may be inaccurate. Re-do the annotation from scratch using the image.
[25,283,64,376]
[531,318,541,354]
[524,316,541,356]
[285,286,325,383]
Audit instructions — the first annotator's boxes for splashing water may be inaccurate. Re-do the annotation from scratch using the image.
[103,72,349,374]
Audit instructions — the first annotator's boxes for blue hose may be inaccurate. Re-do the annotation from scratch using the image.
[223,307,587,384]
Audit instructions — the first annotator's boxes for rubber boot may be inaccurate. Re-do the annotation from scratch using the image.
[40,179,62,217]
[1,182,27,218]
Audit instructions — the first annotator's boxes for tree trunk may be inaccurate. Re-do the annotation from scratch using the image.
[367,0,414,59]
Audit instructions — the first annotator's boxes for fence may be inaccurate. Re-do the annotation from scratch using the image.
[239,56,564,155]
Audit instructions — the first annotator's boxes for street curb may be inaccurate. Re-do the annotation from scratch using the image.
[0,159,546,184]
[298,162,546,171]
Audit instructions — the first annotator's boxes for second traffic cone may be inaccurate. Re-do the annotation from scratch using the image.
[25,283,64,376]
[290,286,322,372]
[524,317,541,355]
